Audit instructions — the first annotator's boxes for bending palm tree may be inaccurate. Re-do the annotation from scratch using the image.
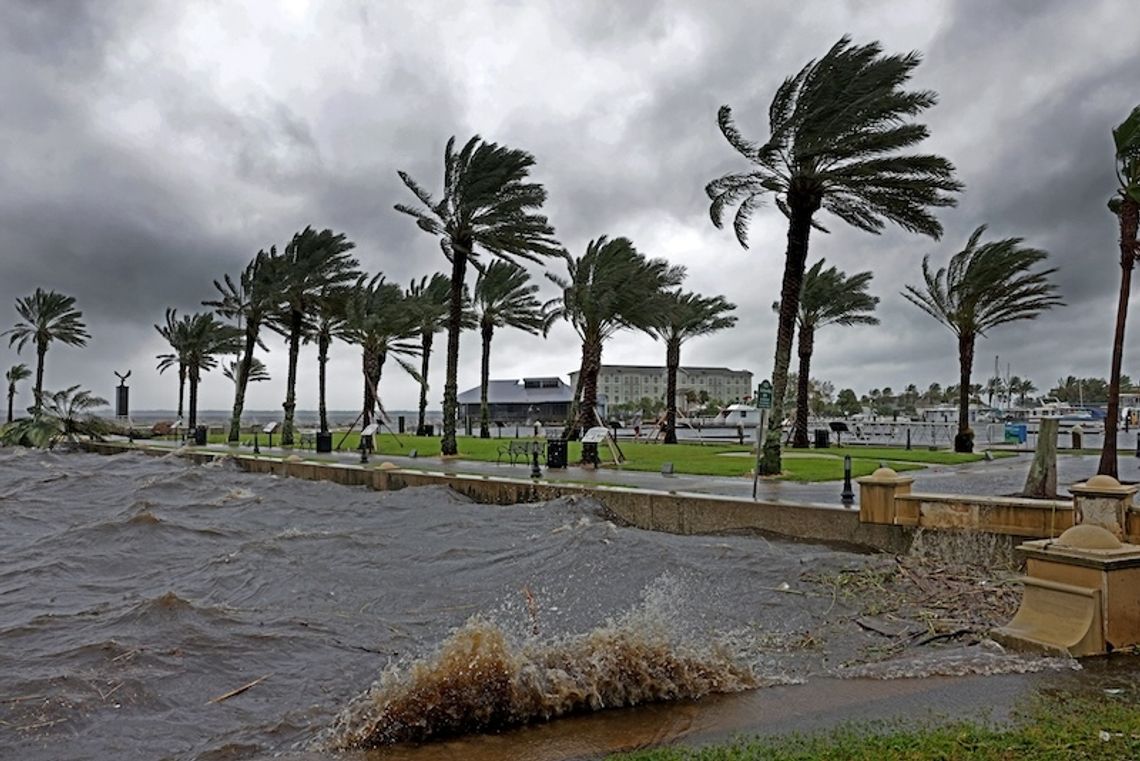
[405,273,459,436]
[903,226,1063,452]
[271,227,359,446]
[547,237,685,439]
[648,292,737,445]
[343,275,421,428]
[223,357,270,385]
[205,247,280,442]
[306,286,351,433]
[155,308,190,420]
[786,261,878,448]
[6,363,31,423]
[706,36,960,474]
[4,288,90,414]
[396,135,562,455]
[1100,105,1140,477]
[157,312,241,430]
[473,261,552,438]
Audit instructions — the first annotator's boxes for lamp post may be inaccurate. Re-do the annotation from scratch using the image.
[840,455,855,506]
[530,446,542,479]
[359,437,369,464]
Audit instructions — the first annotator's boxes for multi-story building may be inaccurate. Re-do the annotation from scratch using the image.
[568,365,753,409]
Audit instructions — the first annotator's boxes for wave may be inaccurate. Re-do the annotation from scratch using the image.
[322,611,757,749]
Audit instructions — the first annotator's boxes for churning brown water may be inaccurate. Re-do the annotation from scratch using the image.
[0,449,1068,760]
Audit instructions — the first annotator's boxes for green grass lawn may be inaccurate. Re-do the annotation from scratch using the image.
[607,691,1140,761]
[205,431,1009,483]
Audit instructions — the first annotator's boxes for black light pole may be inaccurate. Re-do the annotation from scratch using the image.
[840,455,855,506]
[253,431,260,455]
[530,447,542,479]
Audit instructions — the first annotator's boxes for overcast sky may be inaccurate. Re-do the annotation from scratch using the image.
[2,0,1137,415]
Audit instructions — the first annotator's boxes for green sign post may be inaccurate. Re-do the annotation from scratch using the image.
[752,379,773,499]
[756,379,773,410]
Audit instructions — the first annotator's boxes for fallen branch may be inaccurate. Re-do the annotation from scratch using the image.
[208,673,271,704]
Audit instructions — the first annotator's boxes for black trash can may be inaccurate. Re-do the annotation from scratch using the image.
[814,429,830,449]
[397,416,405,434]
[193,425,208,446]
[315,431,333,453]
[546,439,568,469]
[423,424,434,437]
[581,441,600,466]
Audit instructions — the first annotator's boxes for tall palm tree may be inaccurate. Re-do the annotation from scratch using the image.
[1100,105,1140,477]
[155,308,190,420]
[547,236,685,439]
[223,357,270,385]
[903,225,1063,452]
[648,292,737,444]
[271,227,359,446]
[205,247,280,443]
[784,260,878,448]
[405,273,458,436]
[1008,376,1036,406]
[395,135,562,455]
[305,286,351,434]
[157,312,241,430]
[706,36,960,475]
[6,363,31,423]
[4,288,90,414]
[473,260,553,438]
[343,275,421,428]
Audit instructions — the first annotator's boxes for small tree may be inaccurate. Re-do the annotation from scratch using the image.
[5,363,31,423]
[903,225,1063,452]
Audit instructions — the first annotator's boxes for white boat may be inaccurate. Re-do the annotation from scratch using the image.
[1019,400,1104,429]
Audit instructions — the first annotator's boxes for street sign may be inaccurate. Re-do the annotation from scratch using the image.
[756,380,773,410]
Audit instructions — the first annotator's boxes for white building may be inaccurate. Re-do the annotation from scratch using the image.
[568,365,753,408]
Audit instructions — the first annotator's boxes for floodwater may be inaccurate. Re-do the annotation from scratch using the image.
[1,449,1072,761]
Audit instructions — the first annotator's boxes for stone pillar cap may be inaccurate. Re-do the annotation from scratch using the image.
[1071,474,1139,496]
[856,467,914,484]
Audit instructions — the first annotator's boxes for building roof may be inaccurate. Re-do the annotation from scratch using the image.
[457,377,607,405]
[568,365,752,375]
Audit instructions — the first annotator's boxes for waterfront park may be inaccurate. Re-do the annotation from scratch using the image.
[3,20,1140,761]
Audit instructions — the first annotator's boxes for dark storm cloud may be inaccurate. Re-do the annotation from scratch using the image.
[1,0,1136,411]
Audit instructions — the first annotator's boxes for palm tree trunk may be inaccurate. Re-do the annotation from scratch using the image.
[227,324,258,443]
[479,321,493,439]
[563,364,584,441]
[441,249,468,456]
[417,332,433,435]
[664,338,680,444]
[1098,196,1139,477]
[574,334,603,439]
[177,364,186,421]
[765,195,819,474]
[33,342,46,416]
[281,310,303,446]
[362,347,378,427]
[318,332,330,433]
[793,325,813,449]
[188,368,200,430]
[7,385,14,423]
[956,333,975,452]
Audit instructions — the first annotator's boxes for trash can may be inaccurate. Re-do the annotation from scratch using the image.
[193,425,207,446]
[581,441,600,466]
[315,431,333,453]
[813,429,830,449]
[423,424,434,437]
[546,439,568,469]
[397,416,405,434]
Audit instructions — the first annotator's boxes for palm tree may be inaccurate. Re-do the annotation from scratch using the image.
[1008,376,1036,406]
[547,236,685,439]
[903,225,1063,452]
[784,260,878,448]
[4,288,90,414]
[205,247,280,443]
[6,363,31,423]
[395,135,562,455]
[0,385,109,448]
[155,308,190,420]
[305,286,351,434]
[473,260,552,438]
[706,36,961,475]
[648,292,737,444]
[343,275,421,428]
[1099,106,1140,477]
[223,357,270,385]
[405,273,460,436]
[271,227,359,446]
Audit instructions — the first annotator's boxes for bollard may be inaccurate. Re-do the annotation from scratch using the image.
[253,432,260,455]
[840,455,855,505]
[531,447,542,479]
[359,438,369,464]
[906,428,911,451]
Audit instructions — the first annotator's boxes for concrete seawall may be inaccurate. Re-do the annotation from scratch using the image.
[80,441,910,552]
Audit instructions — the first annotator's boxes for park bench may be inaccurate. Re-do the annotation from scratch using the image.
[497,439,543,465]
[299,429,317,450]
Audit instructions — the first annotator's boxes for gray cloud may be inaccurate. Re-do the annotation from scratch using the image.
[1,0,1137,415]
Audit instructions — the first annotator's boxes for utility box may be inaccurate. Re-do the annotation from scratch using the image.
[814,429,830,449]
[315,431,333,453]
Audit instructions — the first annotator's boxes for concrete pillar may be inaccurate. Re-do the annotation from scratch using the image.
[1071,474,1137,540]
[856,467,914,525]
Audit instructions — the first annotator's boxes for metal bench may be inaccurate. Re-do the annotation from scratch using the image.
[299,430,317,450]
[497,439,542,465]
